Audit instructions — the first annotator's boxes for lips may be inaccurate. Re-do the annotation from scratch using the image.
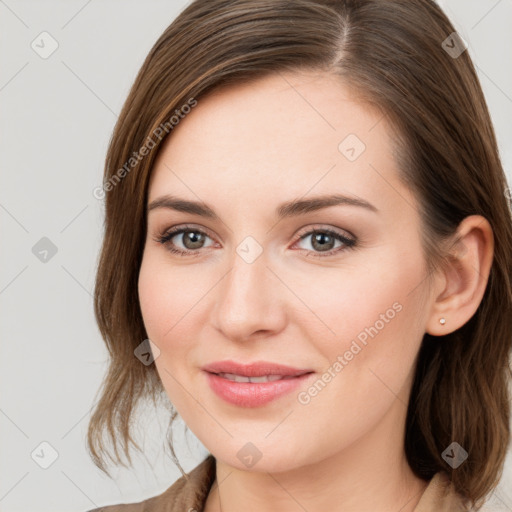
[201,360,315,407]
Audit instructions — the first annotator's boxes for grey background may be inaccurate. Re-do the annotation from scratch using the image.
[0,1,511,511]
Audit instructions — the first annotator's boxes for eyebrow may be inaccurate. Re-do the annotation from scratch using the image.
[147,193,378,219]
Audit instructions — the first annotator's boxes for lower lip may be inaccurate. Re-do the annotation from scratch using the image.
[204,371,314,407]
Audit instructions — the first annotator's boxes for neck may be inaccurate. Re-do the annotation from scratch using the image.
[204,396,429,512]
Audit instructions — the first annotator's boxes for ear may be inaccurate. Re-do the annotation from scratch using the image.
[426,215,494,336]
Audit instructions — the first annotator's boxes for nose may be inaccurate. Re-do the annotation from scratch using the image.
[211,249,287,342]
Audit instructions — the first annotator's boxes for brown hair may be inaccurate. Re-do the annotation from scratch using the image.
[87,0,512,507]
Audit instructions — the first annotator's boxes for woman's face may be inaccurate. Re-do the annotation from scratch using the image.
[138,70,434,472]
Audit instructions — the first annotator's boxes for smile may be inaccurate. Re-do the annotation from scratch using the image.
[204,370,314,407]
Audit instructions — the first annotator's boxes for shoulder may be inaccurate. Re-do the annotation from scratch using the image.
[86,454,216,512]
[413,471,472,512]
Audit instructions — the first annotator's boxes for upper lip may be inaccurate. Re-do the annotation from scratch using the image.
[201,360,313,377]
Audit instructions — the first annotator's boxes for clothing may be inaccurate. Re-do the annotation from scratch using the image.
[87,454,472,511]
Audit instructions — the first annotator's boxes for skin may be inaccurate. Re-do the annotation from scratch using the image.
[137,69,494,512]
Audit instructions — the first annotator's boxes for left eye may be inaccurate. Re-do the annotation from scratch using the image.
[293,228,356,256]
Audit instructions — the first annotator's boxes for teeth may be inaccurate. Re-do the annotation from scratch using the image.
[218,372,286,383]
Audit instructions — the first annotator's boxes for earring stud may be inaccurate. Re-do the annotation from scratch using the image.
[439,317,446,325]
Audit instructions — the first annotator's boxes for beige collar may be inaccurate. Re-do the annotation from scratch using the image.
[412,471,472,512]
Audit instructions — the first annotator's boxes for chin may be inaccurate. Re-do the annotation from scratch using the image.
[211,443,309,474]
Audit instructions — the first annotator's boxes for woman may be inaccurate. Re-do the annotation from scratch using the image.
[86,0,512,510]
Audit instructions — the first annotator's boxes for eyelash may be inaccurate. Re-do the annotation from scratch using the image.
[153,223,357,258]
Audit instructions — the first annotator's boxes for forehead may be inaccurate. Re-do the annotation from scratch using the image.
[147,70,417,219]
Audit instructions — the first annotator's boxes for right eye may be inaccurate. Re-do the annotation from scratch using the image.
[154,224,217,257]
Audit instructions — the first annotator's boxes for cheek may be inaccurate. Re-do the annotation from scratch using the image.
[138,251,206,341]
[287,246,425,348]
[293,247,427,400]
[138,259,168,341]
[138,252,209,407]
[290,282,425,457]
